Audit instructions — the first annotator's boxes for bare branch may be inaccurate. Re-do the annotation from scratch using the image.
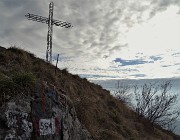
[134,80,180,130]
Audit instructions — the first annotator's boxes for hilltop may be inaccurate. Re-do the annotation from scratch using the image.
[0,47,180,140]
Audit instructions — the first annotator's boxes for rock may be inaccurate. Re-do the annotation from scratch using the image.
[0,46,6,51]
[0,98,33,140]
[0,83,93,140]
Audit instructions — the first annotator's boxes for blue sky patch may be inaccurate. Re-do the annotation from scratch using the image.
[114,58,149,66]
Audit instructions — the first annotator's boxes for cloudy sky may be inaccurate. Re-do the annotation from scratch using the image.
[0,0,180,80]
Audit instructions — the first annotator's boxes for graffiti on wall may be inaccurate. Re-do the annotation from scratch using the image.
[4,131,22,140]
[5,110,33,139]
[5,111,29,127]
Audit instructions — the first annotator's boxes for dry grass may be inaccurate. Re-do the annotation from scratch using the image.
[0,47,179,140]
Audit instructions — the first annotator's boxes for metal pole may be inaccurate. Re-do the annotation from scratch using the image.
[55,54,59,74]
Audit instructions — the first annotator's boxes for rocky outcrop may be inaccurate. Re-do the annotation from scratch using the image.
[0,46,6,50]
[0,97,32,140]
[0,82,93,140]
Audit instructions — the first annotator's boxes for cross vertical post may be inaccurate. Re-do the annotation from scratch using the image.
[46,2,54,63]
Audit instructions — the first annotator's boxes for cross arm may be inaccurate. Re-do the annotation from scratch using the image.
[25,13,49,24]
[52,19,73,28]
[25,13,73,28]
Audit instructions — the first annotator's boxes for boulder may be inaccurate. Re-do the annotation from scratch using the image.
[0,83,93,140]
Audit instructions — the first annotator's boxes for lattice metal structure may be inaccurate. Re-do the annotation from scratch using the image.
[25,2,72,63]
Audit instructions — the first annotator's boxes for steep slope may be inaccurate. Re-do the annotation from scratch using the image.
[0,47,179,140]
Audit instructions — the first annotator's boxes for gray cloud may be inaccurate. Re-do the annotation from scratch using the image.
[79,74,119,79]
[131,74,147,78]
[1,0,179,54]
[172,52,180,57]
[161,65,172,67]
[149,0,180,17]
[149,55,162,61]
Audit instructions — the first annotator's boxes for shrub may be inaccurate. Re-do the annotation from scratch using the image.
[0,78,20,106]
[7,46,24,55]
[0,72,36,106]
[0,78,18,94]
[12,72,36,87]
[114,81,132,106]
[134,81,180,130]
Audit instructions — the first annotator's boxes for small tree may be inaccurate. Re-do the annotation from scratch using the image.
[114,81,132,106]
[134,81,180,130]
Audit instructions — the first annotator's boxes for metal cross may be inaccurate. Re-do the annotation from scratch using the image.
[25,2,72,63]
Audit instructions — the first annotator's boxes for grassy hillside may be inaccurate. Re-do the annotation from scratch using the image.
[0,47,180,140]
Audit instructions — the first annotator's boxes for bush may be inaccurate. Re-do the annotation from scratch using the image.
[0,78,19,94]
[7,46,25,53]
[0,72,36,106]
[12,72,36,87]
[114,81,132,106]
[0,78,20,106]
[134,81,180,130]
